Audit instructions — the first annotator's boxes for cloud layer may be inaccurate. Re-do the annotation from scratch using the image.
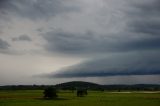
[0,38,10,49]
[41,0,160,78]
[12,35,32,42]
[0,0,80,20]
[42,0,160,56]
[0,0,160,84]
[45,52,160,78]
[43,31,160,55]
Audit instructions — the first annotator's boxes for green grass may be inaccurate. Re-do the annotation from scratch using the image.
[0,90,160,106]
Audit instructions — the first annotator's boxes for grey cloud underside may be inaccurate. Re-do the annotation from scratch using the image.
[0,0,79,20]
[0,38,11,54]
[0,38,10,49]
[42,0,160,78]
[0,0,160,80]
[12,35,32,41]
[47,53,160,78]
[43,0,160,55]
[44,31,160,54]
[128,0,160,35]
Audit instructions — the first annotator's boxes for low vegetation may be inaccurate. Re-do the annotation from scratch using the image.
[43,87,58,99]
[0,81,160,106]
[0,90,160,106]
[0,81,160,91]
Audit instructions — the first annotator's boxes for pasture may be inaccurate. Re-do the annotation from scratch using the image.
[0,90,160,106]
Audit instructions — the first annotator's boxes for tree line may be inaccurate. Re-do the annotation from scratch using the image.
[0,81,160,91]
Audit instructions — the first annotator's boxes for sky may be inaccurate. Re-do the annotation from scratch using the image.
[0,0,160,85]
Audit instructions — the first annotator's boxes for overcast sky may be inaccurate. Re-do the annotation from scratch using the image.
[0,0,160,85]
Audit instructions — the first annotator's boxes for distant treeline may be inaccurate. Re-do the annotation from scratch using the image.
[0,81,160,91]
[55,81,160,91]
[0,85,49,90]
[102,84,160,91]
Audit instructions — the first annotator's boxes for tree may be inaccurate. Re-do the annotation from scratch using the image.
[43,87,58,99]
[77,89,88,97]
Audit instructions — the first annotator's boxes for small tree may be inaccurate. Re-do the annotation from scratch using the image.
[43,87,58,99]
[77,89,88,97]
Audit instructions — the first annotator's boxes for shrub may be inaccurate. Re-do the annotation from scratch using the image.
[43,87,58,99]
[77,89,88,97]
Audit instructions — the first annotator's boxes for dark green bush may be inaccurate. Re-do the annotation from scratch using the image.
[43,87,58,99]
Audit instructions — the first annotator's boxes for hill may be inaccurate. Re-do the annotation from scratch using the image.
[55,81,103,90]
[55,81,160,91]
[0,81,160,91]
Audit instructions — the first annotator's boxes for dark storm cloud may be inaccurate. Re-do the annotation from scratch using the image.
[0,0,80,20]
[0,38,10,49]
[131,22,160,35]
[0,0,159,80]
[46,53,160,78]
[42,0,160,55]
[42,0,160,78]
[12,35,32,42]
[43,30,160,55]
[128,0,160,35]
[43,31,98,54]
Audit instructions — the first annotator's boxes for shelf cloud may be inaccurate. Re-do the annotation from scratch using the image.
[45,52,160,78]
[0,0,160,84]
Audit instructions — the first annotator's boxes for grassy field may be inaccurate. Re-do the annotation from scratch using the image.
[0,90,160,106]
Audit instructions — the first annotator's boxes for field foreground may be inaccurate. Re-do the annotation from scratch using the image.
[0,90,160,106]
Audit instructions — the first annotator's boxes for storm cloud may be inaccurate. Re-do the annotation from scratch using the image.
[43,31,160,55]
[127,0,160,35]
[42,0,160,78]
[0,0,80,20]
[0,0,160,85]
[12,35,32,42]
[42,0,160,56]
[0,38,10,49]
[45,52,160,78]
